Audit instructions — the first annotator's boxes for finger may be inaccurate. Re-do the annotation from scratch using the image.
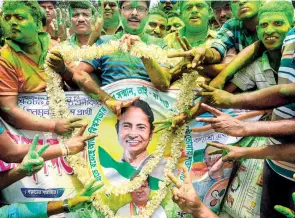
[30,135,39,153]
[37,144,50,156]
[170,63,182,75]
[27,158,44,167]
[50,50,63,58]
[168,51,192,58]
[176,33,188,51]
[200,103,223,116]
[122,96,140,107]
[182,37,192,50]
[153,125,167,133]
[76,124,88,136]
[69,123,84,129]
[153,119,169,125]
[86,179,96,190]
[195,117,218,123]
[167,172,182,188]
[90,183,104,194]
[83,134,98,142]
[197,92,214,97]
[207,141,228,150]
[47,54,62,62]
[69,196,91,208]
[181,166,191,183]
[199,83,216,92]
[116,104,121,119]
[274,205,295,218]
[208,149,224,155]
[69,117,83,123]
[192,54,202,68]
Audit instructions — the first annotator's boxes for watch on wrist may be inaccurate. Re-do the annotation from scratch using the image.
[63,199,70,213]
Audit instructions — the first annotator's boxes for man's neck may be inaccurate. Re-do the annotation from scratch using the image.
[267,49,282,72]
[184,26,208,45]
[76,34,90,47]
[123,150,148,168]
[19,39,41,55]
[243,15,258,33]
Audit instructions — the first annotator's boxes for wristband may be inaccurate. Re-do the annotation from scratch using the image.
[64,143,70,156]
[63,199,70,213]
[49,121,56,133]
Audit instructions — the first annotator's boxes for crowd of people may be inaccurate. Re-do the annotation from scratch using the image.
[0,0,295,217]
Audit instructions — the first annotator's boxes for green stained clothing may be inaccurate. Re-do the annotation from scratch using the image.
[0,32,52,94]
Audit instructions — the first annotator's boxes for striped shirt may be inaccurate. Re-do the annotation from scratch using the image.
[83,32,168,86]
[211,18,258,59]
[267,28,295,180]
[231,51,277,91]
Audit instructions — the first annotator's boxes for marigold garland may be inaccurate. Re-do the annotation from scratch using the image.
[44,39,199,217]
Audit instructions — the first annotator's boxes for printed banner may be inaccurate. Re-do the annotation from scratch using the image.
[0,79,263,217]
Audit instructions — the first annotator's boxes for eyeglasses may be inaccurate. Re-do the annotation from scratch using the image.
[122,5,148,14]
[104,1,117,8]
[160,0,177,4]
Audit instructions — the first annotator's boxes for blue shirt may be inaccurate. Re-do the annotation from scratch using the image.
[83,32,167,86]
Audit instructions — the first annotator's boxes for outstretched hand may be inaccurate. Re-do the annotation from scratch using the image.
[195,103,249,137]
[55,117,84,136]
[168,33,204,79]
[197,83,234,108]
[20,135,50,176]
[65,125,98,155]
[207,141,247,162]
[105,96,140,119]
[167,166,202,214]
[274,192,295,218]
[153,114,186,133]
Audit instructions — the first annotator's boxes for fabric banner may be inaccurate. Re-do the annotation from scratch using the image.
[0,79,263,217]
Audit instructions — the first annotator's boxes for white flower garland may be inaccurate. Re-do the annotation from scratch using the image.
[59,40,182,67]
[45,39,198,217]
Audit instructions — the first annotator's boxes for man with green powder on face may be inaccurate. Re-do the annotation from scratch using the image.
[145,9,167,39]
[100,0,123,35]
[48,0,172,119]
[164,0,216,49]
[0,0,82,135]
[169,0,263,86]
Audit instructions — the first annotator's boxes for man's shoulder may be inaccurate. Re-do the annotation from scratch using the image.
[96,33,122,45]
[0,44,17,63]
[283,28,295,46]
[116,203,130,216]
[219,18,241,31]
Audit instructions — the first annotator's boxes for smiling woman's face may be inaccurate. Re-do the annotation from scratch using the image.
[118,106,152,157]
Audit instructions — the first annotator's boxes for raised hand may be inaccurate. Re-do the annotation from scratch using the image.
[274,192,295,218]
[19,135,50,176]
[167,166,202,214]
[65,125,98,155]
[207,141,247,162]
[80,179,104,197]
[55,117,84,136]
[195,103,249,137]
[87,11,103,46]
[46,50,66,74]
[197,83,234,108]
[105,96,140,119]
[120,34,143,50]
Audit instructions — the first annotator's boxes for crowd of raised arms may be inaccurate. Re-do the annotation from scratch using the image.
[0,0,295,217]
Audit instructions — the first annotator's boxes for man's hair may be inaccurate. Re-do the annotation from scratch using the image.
[167,11,181,19]
[149,8,167,20]
[3,0,43,23]
[69,1,96,16]
[180,0,210,11]
[115,99,155,133]
[119,0,151,9]
[37,0,56,6]
[211,1,230,9]
[258,0,294,26]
